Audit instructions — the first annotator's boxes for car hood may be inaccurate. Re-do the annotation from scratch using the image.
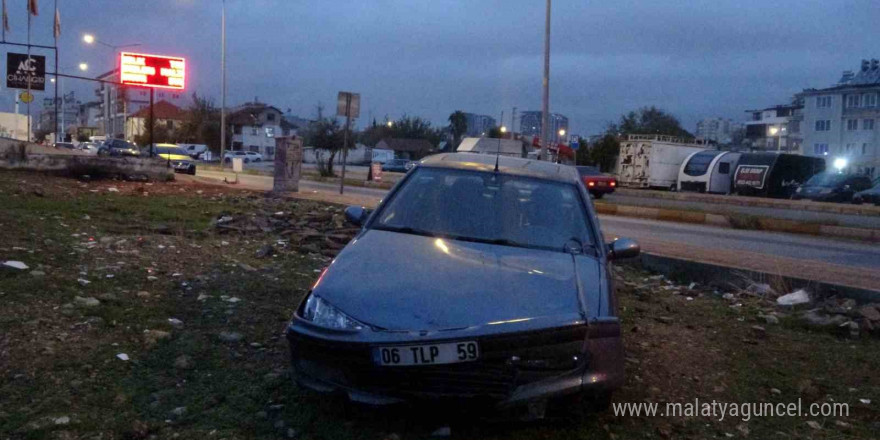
[313,230,602,331]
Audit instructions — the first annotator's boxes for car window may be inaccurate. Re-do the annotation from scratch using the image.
[576,166,600,176]
[806,173,846,187]
[372,167,593,252]
[683,150,723,176]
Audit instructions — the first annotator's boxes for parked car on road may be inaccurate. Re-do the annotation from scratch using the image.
[77,142,100,155]
[853,183,880,205]
[154,144,197,175]
[381,158,413,173]
[98,139,141,157]
[52,142,76,150]
[245,151,263,162]
[287,152,639,414]
[223,150,251,163]
[791,173,873,203]
[180,144,208,159]
[576,166,617,198]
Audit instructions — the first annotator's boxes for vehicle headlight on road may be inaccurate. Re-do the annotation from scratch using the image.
[301,295,363,330]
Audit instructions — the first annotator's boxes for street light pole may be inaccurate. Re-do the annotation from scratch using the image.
[220,0,227,167]
[539,0,551,161]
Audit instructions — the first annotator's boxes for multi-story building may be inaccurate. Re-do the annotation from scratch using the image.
[795,59,880,178]
[94,69,187,139]
[228,101,294,160]
[37,92,81,140]
[462,113,496,137]
[519,111,569,144]
[695,117,742,144]
[743,104,801,152]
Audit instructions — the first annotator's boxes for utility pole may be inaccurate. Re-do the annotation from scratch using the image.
[339,94,351,195]
[511,106,517,134]
[539,0,551,161]
[220,0,227,166]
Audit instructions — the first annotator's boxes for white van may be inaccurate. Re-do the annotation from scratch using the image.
[677,150,741,194]
[179,144,208,159]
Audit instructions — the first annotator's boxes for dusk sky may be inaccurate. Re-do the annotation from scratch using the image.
[2,0,879,135]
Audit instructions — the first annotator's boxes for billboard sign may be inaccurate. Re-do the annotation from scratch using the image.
[734,165,769,190]
[119,52,185,89]
[336,91,360,118]
[6,53,46,90]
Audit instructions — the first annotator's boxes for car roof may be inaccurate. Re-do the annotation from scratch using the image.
[419,153,580,183]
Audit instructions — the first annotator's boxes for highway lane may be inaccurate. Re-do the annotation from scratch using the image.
[194,169,880,288]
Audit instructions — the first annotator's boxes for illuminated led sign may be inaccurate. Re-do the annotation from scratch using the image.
[119,52,185,90]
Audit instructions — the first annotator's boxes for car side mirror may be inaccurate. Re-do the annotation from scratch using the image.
[607,238,640,260]
[344,206,369,226]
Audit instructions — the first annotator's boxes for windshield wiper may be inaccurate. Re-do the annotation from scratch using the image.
[371,225,437,237]
[450,236,539,250]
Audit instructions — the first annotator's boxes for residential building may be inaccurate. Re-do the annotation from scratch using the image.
[124,101,186,140]
[374,138,433,160]
[282,111,311,134]
[94,69,187,139]
[743,104,802,152]
[695,117,742,144]
[519,111,569,144]
[795,59,880,178]
[462,113,496,137]
[228,102,294,160]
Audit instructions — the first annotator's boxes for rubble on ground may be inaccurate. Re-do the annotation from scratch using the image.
[211,206,359,257]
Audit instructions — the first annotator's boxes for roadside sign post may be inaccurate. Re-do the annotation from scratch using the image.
[570,134,579,151]
[118,52,186,162]
[272,136,303,194]
[336,91,360,195]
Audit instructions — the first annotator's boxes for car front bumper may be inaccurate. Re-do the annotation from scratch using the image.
[286,317,623,408]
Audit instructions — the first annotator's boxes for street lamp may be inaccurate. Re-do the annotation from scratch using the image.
[500,126,507,133]
[558,128,566,137]
[82,33,141,51]
[386,120,393,128]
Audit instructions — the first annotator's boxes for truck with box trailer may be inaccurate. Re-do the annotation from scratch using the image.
[617,134,711,190]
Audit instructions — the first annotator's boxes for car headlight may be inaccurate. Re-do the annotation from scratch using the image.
[301,295,363,330]
[795,187,802,193]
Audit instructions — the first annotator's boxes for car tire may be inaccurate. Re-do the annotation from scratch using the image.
[188,165,196,175]
[244,158,250,164]
[593,193,604,199]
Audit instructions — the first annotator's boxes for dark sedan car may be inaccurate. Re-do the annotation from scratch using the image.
[97,139,141,157]
[576,166,617,199]
[287,153,640,415]
[853,183,880,205]
[381,158,413,173]
[791,172,873,203]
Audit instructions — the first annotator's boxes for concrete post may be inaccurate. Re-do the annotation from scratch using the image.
[272,136,302,194]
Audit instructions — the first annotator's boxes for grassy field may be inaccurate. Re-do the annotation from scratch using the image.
[0,170,877,439]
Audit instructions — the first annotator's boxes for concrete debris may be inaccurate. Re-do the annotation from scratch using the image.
[218,331,243,343]
[806,421,822,430]
[776,289,810,306]
[116,353,129,361]
[53,416,70,425]
[168,318,184,328]
[73,296,100,307]
[107,187,119,192]
[174,355,193,370]
[2,260,29,270]
[759,314,780,325]
[801,310,848,328]
[860,399,871,404]
[858,305,880,322]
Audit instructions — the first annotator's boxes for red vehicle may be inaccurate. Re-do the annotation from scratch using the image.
[577,166,617,199]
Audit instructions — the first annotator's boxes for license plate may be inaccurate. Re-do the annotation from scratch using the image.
[596,181,607,186]
[374,341,479,366]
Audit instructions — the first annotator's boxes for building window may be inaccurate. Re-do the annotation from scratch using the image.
[166,120,173,130]
[864,119,875,130]
[265,127,275,137]
[845,143,855,152]
[816,96,832,108]
[814,120,831,131]
[266,146,275,157]
[863,143,870,155]
[863,93,877,108]
[267,113,275,121]
[251,127,258,135]
[233,125,242,135]
[846,119,859,130]
[845,94,861,108]
[813,143,829,155]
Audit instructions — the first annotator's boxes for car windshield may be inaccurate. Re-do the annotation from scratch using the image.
[110,140,135,149]
[371,167,593,253]
[576,166,601,176]
[806,173,847,187]
[683,150,723,176]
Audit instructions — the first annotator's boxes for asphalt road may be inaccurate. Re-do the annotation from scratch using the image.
[195,169,880,288]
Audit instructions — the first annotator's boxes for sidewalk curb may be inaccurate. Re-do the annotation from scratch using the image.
[631,252,880,301]
[595,202,880,242]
